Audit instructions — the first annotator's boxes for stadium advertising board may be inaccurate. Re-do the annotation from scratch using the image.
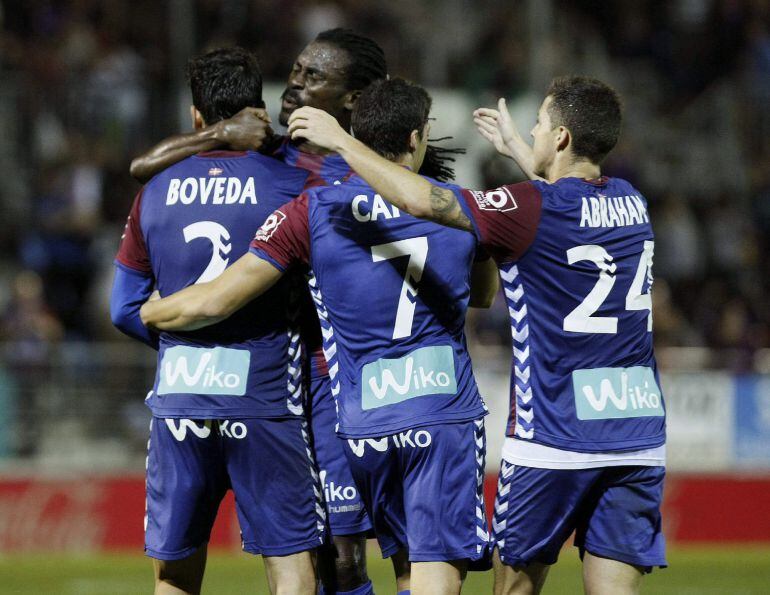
[734,376,770,466]
[661,372,733,471]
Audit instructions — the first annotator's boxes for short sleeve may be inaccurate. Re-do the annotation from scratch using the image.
[115,190,152,275]
[249,192,311,271]
[458,181,543,264]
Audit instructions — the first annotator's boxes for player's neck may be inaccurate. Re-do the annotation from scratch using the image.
[395,153,414,170]
[547,156,600,183]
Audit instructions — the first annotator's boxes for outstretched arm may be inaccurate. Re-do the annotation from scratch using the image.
[140,253,283,331]
[130,108,274,182]
[287,107,474,232]
[473,98,544,182]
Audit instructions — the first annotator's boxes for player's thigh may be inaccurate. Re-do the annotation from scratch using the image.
[263,550,316,595]
[582,551,643,595]
[146,418,227,561]
[343,433,405,559]
[410,560,467,595]
[400,419,490,566]
[309,374,372,536]
[577,465,667,571]
[493,548,549,595]
[492,463,600,568]
[153,544,208,595]
[224,416,324,557]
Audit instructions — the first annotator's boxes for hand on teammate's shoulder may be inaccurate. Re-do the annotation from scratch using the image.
[218,107,273,151]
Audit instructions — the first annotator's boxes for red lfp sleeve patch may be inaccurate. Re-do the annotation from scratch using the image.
[469,186,518,212]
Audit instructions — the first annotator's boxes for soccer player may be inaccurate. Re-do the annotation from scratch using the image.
[128,29,458,595]
[140,78,498,595]
[130,29,385,595]
[287,75,667,595]
[110,48,322,595]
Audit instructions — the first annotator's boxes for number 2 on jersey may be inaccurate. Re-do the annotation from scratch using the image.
[183,221,232,284]
[371,237,428,340]
[563,240,654,334]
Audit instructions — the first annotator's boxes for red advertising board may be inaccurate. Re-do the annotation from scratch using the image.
[0,473,768,552]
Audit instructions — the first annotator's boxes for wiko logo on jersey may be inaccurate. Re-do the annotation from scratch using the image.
[347,429,433,457]
[254,211,286,242]
[158,346,250,395]
[361,345,457,410]
[166,177,258,205]
[573,366,664,420]
[471,187,518,212]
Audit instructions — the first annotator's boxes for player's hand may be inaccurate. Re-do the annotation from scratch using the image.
[287,106,348,152]
[473,98,519,158]
[216,107,273,151]
[148,290,161,302]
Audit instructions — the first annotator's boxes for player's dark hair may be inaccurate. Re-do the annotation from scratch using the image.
[545,75,622,164]
[187,47,264,125]
[315,28,387,91]
[352,78,431,161]
[316,29,463,182]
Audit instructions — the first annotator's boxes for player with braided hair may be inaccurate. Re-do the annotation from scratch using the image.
[130,29,433,595]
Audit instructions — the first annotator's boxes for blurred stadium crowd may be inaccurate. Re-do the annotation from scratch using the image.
[0,0,769,460]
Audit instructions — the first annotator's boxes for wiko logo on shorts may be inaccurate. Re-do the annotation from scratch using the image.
[361,345,457,410]
[347,429,433,458]
[158,346,249,395]
[573,366,664,420]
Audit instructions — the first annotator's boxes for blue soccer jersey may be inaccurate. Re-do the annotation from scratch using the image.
[250,174,488,438]
[270,137,353,379]
[458,176,665,453]
[115,150,310,419]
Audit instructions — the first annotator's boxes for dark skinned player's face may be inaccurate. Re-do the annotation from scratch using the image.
[279,41,354,128]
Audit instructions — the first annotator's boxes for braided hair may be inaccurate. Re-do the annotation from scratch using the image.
[420,141,465,183]
[314,28,387,90]
[316,28,464,183]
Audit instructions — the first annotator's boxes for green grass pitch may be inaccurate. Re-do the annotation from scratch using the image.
[0,545,768,593]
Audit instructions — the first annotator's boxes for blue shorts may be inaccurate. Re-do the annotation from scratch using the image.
[145,416,325,560]
[344,419,490,565]
[308,375,372,536]
[492,463,667,570]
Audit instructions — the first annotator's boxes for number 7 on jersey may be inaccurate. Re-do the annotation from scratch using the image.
[371,237,429,340]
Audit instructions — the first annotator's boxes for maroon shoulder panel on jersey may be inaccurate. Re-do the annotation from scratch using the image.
[460,181,543,264]
[249,192,311,269]
[115,190,152,274]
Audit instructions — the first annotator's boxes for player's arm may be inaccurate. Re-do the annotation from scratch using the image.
[287,107,474,233]
[110,264,159,349]
[473,98,545,182]
[140,253,283,331]
[129,107,273,182]
[469,256,498,308]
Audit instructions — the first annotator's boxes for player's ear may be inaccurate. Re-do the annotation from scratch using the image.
[191,106,205,130]
[409,129,420,153]
[344,89,362,111]
[555,126,570,152]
